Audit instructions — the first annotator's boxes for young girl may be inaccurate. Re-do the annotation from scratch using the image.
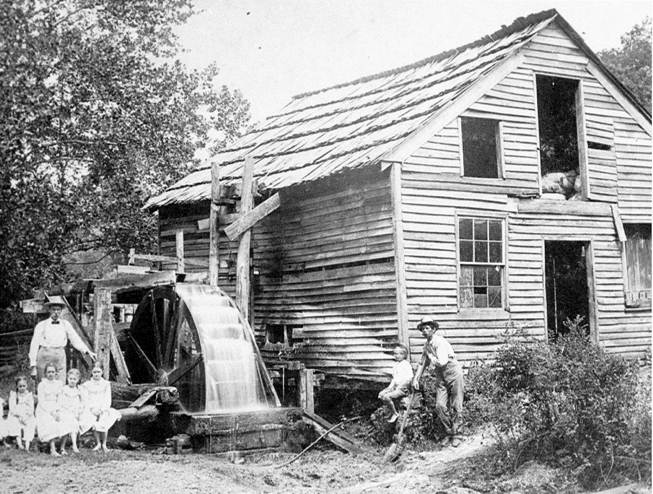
[57,368,87,454]
[81,363,121,452]
[6,376,36,450]
[36,362,63,456]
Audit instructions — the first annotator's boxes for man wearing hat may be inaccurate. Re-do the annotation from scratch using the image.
[28,298,97,383]
[412,316,464,447]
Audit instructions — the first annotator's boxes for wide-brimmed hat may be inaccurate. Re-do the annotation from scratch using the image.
[44,296,66,309]
[417,316,438,330]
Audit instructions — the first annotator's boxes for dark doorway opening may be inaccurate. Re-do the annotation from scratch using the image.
[544,241,590,341]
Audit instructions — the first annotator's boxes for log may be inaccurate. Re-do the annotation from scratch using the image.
[209,162,221,287]
[224,193,281,240]
[118,404,159,422]
[93,288,112,379]
[301,410,363,454]
[236,158,254,320]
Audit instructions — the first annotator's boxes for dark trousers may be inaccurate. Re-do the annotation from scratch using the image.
[433,359,464,437]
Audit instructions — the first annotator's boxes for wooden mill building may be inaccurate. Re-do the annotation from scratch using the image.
[146,10,652,385]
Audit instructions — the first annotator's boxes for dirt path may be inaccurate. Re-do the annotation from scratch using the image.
[0,434,488,494]
[2,435,647,493]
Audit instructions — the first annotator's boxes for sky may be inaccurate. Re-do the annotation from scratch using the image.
[176,0,652,123]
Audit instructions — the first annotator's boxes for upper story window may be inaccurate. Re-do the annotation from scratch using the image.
[624,224,651,309]
[536,75,584,199]
[458,217,505,309]
[460,117,501,178]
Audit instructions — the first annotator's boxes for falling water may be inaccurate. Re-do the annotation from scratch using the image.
[175,284,276,413]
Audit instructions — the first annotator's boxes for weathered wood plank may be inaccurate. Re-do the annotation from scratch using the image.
[225,193,281,240]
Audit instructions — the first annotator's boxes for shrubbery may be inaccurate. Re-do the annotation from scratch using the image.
[465,318,651,489]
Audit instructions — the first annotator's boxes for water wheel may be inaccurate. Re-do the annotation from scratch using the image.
[126,283,279,413]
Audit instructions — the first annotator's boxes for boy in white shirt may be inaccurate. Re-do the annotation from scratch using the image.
[412,316,464,447]
[378,344,413,423]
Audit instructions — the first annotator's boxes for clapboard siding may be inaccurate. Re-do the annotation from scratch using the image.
[401,163,651,362]
[405,23,650,218]
[159,172,399,380]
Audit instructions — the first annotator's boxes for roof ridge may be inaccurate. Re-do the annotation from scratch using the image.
[292,9,558,100]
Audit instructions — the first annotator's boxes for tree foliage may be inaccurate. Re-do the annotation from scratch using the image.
[599,17,652,113]
[0,0,250,307]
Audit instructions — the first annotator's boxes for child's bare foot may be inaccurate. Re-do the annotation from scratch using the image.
[92,444,101,451]
[50,450,61,457]
[60,449,68,455]
[72,446,80,453]
[101,444,110,452]
[16,442,23,450]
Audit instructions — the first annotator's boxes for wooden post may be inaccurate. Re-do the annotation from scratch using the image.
[93,288,112,379]
[298,368,315,414]
[236,158,255,320]
[209,162,221,287]
[176,230,185,274]
[390,162,410,355]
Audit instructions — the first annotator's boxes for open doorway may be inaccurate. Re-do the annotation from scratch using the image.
[544,241,590,341]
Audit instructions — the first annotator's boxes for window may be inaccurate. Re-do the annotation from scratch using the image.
[458,217,504,308]
[461,117,501,178]
[265,324,299,347]
[536,75,584,199]
[624,224,651,308]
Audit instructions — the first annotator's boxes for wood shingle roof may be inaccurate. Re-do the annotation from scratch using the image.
[146,10,575,209]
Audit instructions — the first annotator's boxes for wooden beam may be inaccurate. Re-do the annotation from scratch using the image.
[209,162,221,287]
[389,163,410,354]
[196,213,240,231]
[93,270,177,290]
[302,410,363,455]
[586,241,599,344]
[236,158,255,321]
[127,334,158,381]
[611,205,627,242]
[175,230,185,274]
[224,193,281,240]
[576,80,591,201]
[129,253,207,268]
[93,288,112,379]
[517,199,612,216]
[109,330,131,384]
[298,368,315,414]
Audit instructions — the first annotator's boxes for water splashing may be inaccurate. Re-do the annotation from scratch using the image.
[176,284,277,413]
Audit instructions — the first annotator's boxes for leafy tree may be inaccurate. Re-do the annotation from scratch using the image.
[0,1,250,308]
[599,17,652,113]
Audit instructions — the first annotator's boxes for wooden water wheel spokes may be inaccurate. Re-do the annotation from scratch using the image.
[127,286,205,411]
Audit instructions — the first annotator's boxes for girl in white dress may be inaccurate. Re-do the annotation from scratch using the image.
[36,362,64,456]
[57,368,87,454]
[81,363,121,452]
[6,375,36,450]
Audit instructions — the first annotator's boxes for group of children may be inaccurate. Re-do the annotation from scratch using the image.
[0,362,121,456]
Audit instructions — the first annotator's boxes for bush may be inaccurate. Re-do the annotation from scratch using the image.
[465,317,651,489]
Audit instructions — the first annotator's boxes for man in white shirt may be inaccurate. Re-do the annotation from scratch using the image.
[29,300,96,383]
[412,316,464,447]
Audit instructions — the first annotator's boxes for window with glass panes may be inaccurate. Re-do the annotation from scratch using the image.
[458,218,504,308]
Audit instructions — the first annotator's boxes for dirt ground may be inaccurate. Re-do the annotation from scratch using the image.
[2,431,649,494]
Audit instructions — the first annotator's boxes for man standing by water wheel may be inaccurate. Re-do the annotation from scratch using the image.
[28,298,96,383]
[412,316,465,447]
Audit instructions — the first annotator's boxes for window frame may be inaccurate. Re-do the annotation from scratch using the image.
[455,213,509,313]
[458,116,505,180]
[533,72,590,199]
